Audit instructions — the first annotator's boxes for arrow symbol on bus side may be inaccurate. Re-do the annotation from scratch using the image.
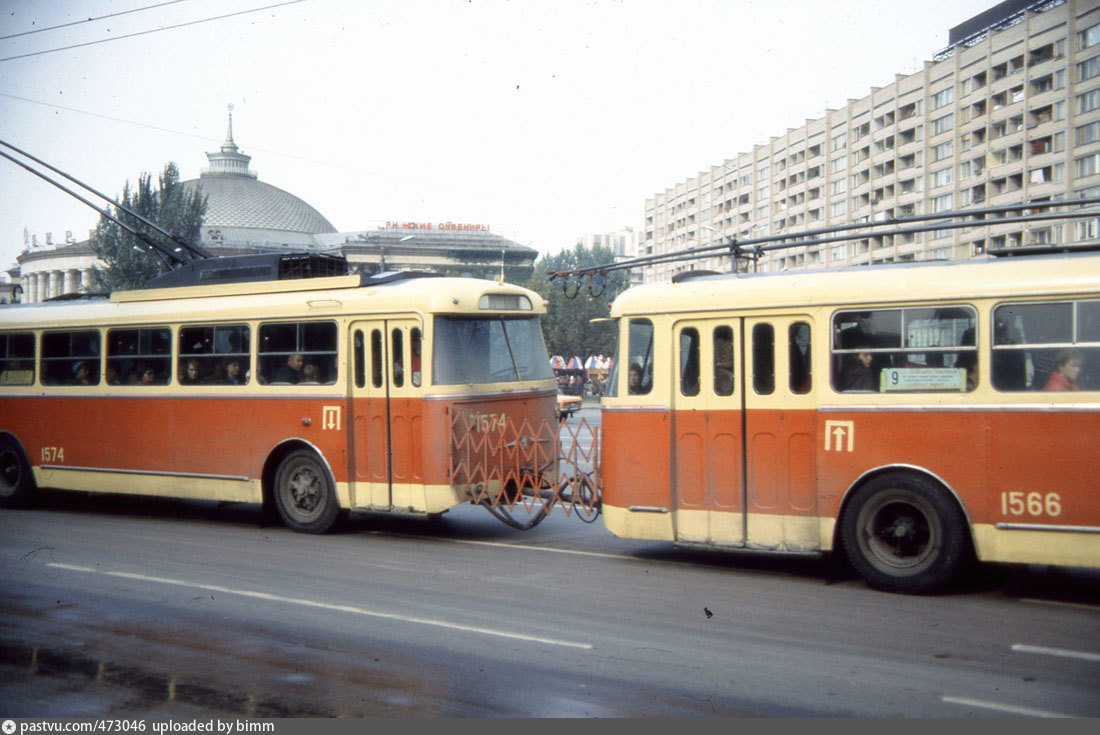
[824,420,855,452]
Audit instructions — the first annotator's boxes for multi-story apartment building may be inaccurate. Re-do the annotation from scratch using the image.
[643,0,1100,282]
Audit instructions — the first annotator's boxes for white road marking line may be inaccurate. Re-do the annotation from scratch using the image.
[1019,597,1100,613]
[48,562,593,650]
[940,696,1071,718]
[1011,643,1100,663]
[390,534,632,560]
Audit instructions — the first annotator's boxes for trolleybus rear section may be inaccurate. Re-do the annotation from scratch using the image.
[595,253,1100,593]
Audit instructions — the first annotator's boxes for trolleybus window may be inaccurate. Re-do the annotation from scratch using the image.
[713,326,734,396]
[752,323,775,395]
[410,327,422,387]
[258,321,337,385]
[107,327,171,386]
[178,325,250,386]
[679,328,700,396]
[42,330,100,386]
[432,316,552,385]
[0,332,34,386]
[832,306,977,392]
[992,299,1100,391]
[371,329,383,388]
[626,318,653,395]
[392,328,405,388]
[790,322,812,394]
[353,330,366,389]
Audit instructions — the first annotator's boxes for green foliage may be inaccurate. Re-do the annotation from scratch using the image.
[91,162,206,292]
[524,242,622,359]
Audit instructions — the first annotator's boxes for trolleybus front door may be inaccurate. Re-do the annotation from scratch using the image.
[349,319,423,510]
[671,319,744,545]
[743,316,820,551]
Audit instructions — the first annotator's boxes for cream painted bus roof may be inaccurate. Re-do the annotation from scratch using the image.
[610,253,1100,317]
[0,275,546,329]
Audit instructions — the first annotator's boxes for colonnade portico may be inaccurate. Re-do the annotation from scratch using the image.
[19,266,98,303]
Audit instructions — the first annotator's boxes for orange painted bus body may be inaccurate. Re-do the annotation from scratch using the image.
[1,389,556,507]
[602,403,1100,546]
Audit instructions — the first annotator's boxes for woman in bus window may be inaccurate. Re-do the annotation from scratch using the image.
[180,359,203,385]
[1043,350,1082,391]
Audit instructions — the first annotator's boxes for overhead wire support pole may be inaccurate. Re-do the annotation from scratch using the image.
[547,196,1100,282]
[0,138,213,262]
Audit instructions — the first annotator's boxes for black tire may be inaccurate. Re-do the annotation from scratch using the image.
[840,472,971,594]
[0,436,36,508]
[273,449,340,534]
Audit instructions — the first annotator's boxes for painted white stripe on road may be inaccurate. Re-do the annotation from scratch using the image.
[48,562,594,650]
[1019,597,1100,613]
[1011,643,1100,663]
[940,696,1071,718]
[375,533,632,560]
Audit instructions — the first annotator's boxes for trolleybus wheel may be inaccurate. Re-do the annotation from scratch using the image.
[273,449,340,534]
[0,437,36,508]
[840,472,970,594]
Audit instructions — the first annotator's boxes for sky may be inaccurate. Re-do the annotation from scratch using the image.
[0,0,1000,272]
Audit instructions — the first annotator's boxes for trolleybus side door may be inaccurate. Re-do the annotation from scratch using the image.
[349,319,423,510]
[743,316,820,551]
[671,319,744,545]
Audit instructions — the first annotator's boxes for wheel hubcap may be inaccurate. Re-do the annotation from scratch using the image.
[863,497,935,570]
[288,467,321,513]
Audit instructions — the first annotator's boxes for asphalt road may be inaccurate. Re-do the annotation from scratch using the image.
[2,407,1098,717]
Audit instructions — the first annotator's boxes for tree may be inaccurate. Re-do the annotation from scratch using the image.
[91,162,206,292]
[525,242,623,359]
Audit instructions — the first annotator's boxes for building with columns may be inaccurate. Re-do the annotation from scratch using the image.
[9,111,536,303]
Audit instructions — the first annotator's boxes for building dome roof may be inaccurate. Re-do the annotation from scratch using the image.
[181,108,336,247]
[182,175,336,235]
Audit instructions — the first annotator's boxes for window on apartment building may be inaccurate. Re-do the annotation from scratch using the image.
[932,113,955,135]
[1076,152,1100,178]
[929,167,953,188]
[931,193,953,213]
[1080,22,1100,50]
[832,179,847,195]
[1078,120,1100,146]
[831,156,847,173]
[757,165,769,179]
[1077,88,1100,115]
[1029,163,1064,184]
[832,132,847,151]
[831,200,847,217]
[1079,55,1100,83]
[930,86,954,110]
[931,141,953,162]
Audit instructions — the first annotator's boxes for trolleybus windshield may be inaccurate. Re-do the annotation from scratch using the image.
[432,316,554,384]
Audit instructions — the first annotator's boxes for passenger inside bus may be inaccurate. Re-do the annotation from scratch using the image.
[628,363,651,394]
[179,359,204,385]
[840,351,877,391]
[300,363,321,384]
[272,353,304,384]
[70,360,96,386]
[220,359,246,385]
[1044,349,1083,391]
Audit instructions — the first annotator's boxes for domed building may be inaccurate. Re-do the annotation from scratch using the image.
[11,111,536,302]
[183,112,337,253]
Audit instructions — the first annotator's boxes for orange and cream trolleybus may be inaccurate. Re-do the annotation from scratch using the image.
[0,265,559,533]
[596,252,1099,592]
